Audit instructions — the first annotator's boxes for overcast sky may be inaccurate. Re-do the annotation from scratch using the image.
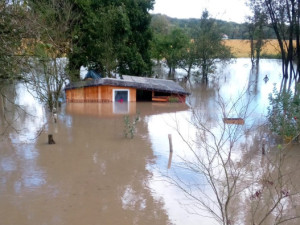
[151,0,252,23]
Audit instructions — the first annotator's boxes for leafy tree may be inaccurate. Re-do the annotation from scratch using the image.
[118,0,154,76]
[71,4,130,77]
[0,1,29,81]
[150,33,164,64]
[150,14,171,35]
[152,10,233,81]
[150,14,172,64]
[267,85,300,141]
[247,2,268,67]
[69,0,154,79]
[178,40,198,80]
[249,0,300,86]
[190,10,233,83]
[25,0,78,111]
[28,0,77,56]
[160,28,189,77]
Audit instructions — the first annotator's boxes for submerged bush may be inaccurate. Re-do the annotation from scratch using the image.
[267,85,300,141]
[168,96,180,103]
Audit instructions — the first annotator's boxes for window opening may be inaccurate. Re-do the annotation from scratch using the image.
[113,89,129,102]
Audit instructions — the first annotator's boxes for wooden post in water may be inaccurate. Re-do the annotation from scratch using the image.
[168,134,173,153]
[167,152,173,169]
[262,138,266,155]
[48,134,55,144]
[167,134,173,169]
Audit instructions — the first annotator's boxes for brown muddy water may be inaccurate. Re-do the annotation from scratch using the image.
[1,59,300,225]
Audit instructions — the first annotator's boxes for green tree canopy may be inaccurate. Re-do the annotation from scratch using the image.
[69,0,154,79]
[193,10,233,82]
[160,28,189,76]
[0,2,29,81]
[176,10,233,82]
[249,0,300,86]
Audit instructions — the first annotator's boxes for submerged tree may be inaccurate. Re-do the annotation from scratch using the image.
[179,10,233,83]
[160,28,189,77]
[25,44,68,112]
[194,10,233,83]
[166,89,300,225]
[0,1,39,133]
[178,39,198,80]
[249,0,300,88]
[267,84,300,141]
[150,10,233,81]
[247,1,268,67]
[25,0,78,111]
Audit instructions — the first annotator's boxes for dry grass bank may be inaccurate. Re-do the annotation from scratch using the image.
[223,39,281,58]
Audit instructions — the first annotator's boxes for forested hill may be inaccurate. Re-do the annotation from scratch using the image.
[151,14,276,39]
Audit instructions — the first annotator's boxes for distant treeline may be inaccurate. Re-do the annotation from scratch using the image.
[151,14,277,39]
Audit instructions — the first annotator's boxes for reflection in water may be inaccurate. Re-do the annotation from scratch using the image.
[66,102,137,117]
[121,185,147,210]
[1,59,299,225]
[148,59,300,225]
[66,102,189,118]
[113,102,129,114]
[0,102,172,225]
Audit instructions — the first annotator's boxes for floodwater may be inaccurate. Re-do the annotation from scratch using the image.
[1,59,300,225]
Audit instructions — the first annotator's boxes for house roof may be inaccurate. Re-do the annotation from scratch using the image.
[65,75,190,95]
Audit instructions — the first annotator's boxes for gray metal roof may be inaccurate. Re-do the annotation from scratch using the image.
[65,75,190,95]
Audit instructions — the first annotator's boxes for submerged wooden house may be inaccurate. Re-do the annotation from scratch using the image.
[65,75,189,103]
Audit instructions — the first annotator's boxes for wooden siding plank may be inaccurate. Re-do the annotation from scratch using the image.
[73,88,84,101]
[84,86,98,102]
[66,90,71,102]
[130,89,136,102]
[101,86,111,101]
[97,86,102,100]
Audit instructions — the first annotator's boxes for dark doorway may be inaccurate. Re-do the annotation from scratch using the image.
[136,90,152,101]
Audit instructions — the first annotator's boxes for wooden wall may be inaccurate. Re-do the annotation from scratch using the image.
[66,85,136,103]
[66,87,85,102]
